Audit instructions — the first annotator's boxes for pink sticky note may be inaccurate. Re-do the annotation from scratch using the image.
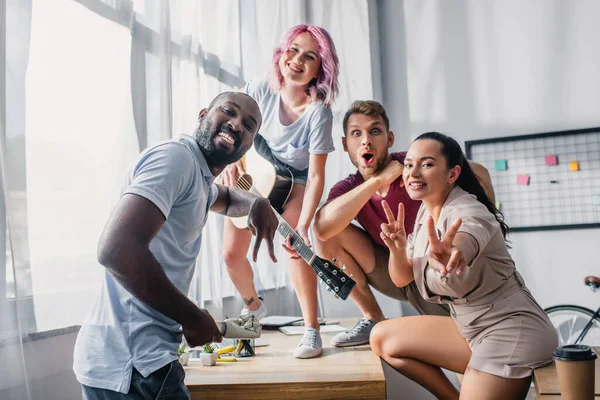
[517,174,530,185]
[545,154,558,166]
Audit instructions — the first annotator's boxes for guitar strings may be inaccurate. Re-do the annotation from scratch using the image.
[234,175,350,291]
[235,176,314,261]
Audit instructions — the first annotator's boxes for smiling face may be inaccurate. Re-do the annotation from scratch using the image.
[402,139,461,207]
[278,32,321,87]
[195,93,262,170]
[342,113,394,179]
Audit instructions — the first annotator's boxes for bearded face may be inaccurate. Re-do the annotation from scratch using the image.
[196,117,247,167]
[343,113,394,180]
[195,93,261,170]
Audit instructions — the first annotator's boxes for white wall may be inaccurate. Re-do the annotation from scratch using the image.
[376,0,600,311]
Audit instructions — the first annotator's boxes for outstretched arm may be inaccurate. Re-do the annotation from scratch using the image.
[314,160,404,241]
[380,201,414,287]
[211,184,279,262]
[425,217,479,277]
[97,193,222,347]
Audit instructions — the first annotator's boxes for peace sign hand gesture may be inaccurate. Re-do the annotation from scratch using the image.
[380,201,407,254]
[426,217,467,276]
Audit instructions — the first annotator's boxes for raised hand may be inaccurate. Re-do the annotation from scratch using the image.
[247,198,278,263]
[375,160,405,188]
[426,217,467,276]
[379,201,407,254]
[221,160,245,187]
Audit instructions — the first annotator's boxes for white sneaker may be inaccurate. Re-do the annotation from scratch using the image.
[330,318,376,347]
[293,328,322,359]
[240,299,268,321]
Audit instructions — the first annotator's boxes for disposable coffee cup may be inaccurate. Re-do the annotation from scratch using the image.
[553,345,597,400]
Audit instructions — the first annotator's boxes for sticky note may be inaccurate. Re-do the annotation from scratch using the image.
[517,174,530,185]
[495,201,501,210]
[495,160,508,171]
[545,154,558,166]
[569,161,579,171]
[593,195,600,206]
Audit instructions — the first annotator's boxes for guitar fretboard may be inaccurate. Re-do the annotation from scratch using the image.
[235,170,356,300]
[241,181,316,265]
[273,213,315,264]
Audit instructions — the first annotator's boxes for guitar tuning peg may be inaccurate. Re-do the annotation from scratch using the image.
[334,294,339,299]
[332,258,338,265]
[341,265,347,271]
[349,274,353,278]
[326,287,332,292]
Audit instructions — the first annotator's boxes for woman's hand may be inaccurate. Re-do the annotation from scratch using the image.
[296,224,311,248]
[426,217,467,276]
[221,161,244,187]
[282,223,311,260]
[380,201,407,254]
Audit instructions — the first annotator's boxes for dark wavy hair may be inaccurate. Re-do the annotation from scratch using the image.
[414,132,509,240]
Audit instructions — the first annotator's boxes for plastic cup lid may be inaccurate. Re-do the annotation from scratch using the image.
[553,345,598,361]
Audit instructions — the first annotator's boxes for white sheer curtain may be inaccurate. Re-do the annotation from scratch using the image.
[216,0,376,318]
[1,1,375,397]
[1,0,376,355]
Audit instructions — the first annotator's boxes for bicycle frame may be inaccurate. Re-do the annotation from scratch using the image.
[575,306,600,344]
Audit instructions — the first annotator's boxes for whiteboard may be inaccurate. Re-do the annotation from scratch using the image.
[465,128,600,231]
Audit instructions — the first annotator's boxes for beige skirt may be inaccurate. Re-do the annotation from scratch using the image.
[450,288,558,378]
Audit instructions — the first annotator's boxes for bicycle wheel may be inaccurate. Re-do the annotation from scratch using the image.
[545,305,600,346]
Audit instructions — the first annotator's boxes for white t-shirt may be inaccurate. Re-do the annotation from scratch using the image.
[245,79,335,170]
[73,135,218,393]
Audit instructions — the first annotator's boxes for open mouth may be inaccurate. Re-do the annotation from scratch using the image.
[361,152,375,166]
[215,130,237,150]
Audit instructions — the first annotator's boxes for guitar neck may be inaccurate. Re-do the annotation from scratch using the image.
[245,186,316,265]
[274,213,316,265]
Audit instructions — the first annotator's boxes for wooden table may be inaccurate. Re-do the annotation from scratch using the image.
[184,318,385,399]
[533,346,600,399]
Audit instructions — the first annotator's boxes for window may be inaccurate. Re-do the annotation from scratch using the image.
[2,0,247,333]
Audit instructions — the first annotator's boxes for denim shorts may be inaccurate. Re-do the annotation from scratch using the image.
[253,134,309,186]
[81,360,189,400]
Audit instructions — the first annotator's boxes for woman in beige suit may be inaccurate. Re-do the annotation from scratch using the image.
[369,132,557,400]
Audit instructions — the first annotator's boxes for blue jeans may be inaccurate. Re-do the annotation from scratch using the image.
[82,360,190,400]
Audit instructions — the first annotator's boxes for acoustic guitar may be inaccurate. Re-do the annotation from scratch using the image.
[230,148,356,300]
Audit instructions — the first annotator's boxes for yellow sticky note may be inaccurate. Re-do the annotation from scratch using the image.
[569,161,579,171]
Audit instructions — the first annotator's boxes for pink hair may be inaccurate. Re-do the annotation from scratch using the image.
[269,25,340,107]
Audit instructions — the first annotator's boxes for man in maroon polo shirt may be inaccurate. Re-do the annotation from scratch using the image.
[313,100,494,347]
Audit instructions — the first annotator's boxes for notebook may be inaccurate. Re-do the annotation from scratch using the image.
[278,324,347,336]
[260,315,304,328]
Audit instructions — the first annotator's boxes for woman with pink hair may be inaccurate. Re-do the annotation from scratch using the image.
[221,24,340,359]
